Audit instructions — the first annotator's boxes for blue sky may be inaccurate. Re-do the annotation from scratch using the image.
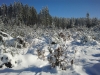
[0,0,100,18]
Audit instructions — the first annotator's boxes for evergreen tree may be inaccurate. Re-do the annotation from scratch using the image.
[38,6,51,26]
[86,13,91,27]
[92,17,98,26]
[1,4,7,16]
[7,4,13,19]
[0,7,2,16]
[29,6,37,25]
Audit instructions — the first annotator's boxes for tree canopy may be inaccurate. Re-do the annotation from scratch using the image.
[0,2,100,28]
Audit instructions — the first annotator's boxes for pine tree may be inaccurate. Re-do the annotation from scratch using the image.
[1,4,7,16]
[38,6,51,26]
[86,13,91,28]
[7,4,13,19]
[29,6,37,25]
[0,7,2,16]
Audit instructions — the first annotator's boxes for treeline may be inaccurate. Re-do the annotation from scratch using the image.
[0,1,100,28]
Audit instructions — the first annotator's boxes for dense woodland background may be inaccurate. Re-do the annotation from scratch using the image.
[0,1,100,28]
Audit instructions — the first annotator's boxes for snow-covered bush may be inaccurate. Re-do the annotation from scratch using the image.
[0,53,17,68]
[58,32,66,41]
[80,35,95,45]
[5,36,29,49]
[37,49,45,60]
[81,35,88,44]
[16,36,29,48]
[51,32,67,45]
[47,45,74,70]
[0,35,3,42]
[0,31,13,41]
[51,33,59,44]
[72,32,81,41]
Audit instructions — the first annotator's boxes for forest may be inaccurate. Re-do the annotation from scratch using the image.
[0,1,100,29]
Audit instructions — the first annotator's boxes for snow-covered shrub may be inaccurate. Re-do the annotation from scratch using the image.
[58,32,66,41]
[66,31,72,41]
[0,31,8,37]
[0,31,13,40]
[0,53,17,68]
[25,35,33,44]
[51,32,67,45]
[5,36,29,49]
[47,46,74,70]
[51,33,59,44]
[0,48,3,54]
[37,49,45,60]
[0,35,3,42]
[16,36,29,48]
[80,35,94,45]
[72,32,81,41]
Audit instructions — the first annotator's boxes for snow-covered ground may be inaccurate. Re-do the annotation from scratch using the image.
[0,31,100,75]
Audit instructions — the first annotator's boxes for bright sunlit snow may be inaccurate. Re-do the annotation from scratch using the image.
[0,30,100,75]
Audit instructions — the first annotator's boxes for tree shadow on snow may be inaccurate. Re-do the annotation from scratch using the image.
[71,40,97,46]
[71,41,82,46]
[92,54,100,57]
[0,65,57,74]
[84,63,100,75]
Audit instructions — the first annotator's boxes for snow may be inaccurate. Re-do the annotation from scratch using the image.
[0,31,100,75]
